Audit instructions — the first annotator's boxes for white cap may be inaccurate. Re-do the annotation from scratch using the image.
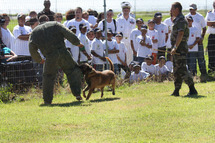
[121,1,131,9]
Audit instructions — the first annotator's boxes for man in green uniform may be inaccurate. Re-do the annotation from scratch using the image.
[170,2,198,96]
[29,21,85,104]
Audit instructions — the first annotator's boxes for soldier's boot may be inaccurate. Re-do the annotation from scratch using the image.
[187,84,198,96]
[171,88,180,96]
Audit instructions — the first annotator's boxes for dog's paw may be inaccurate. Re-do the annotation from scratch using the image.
[76,96,83,101]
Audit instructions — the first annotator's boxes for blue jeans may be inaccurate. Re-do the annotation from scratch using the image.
[187,52,198,76]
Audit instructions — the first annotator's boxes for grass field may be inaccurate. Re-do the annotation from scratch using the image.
[1,81,215,142]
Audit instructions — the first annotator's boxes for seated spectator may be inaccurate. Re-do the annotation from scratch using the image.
[63,9,75,27]
[165,55,173,73]
[141,55,155,76]
[136,25,152,65]
[155,56,169,82]
[129,64,150,83]
[54,13,63,23]
[0,39,17,64]
[0,14,15,50]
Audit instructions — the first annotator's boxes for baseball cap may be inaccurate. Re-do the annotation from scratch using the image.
[87,28,94,33]
[79,23,87,30]
[115,32,123,37]
[154,12,162,18]
[69,26,76,30]
[148,19,155,24]
[189,4,197,10]
[140,25,148,30]
[121,1,131,9]
[159,56,166,60]
[186,15,193,21]
[133,64,141,68]
[94,28,102,33]
[136,18,144,23]
[146,55,153,60]
[25,16,31,22]
[107,28,113,34]
[17,13,26,20]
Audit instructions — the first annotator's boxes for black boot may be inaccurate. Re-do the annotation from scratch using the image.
[187,84,198,96]
[171,88,180,96]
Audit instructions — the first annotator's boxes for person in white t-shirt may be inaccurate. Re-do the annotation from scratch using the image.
[186,3,207,81]
[91,28,106,71]
[141,55,155,76]
[136,25,152,65]
[87,9,97,28]
[65,26,80,63]
[165,55,173,73]
[0,14,15,50]
[186,16,200,76]
[63,9,75,27]
[154,56,169,82]
[154,12,168,59]
[13,14,32,56]
[103,29,119,74]
[116,32,130,79]
[129,64,150,83]
[147,19,158,65]
[163,16,174,61]
[87,29,95,50]
[67,7,90,36]
[130,18,144,61]
[98,9,117,38]
[78,23,91,64]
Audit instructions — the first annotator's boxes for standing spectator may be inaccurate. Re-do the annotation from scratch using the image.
[29,17,39,30]
[29,11,38,18]
[78,23,91,64]
[136,25,152,65]
[13,14,32,56]
[82,11,89,21]
[147,19,159,65]
[87,9,97,28]
[170,2,197,96]
[0,14,15,50]
[103,29,119,74]
[117,1,136,19]
[38,0,55,21]
[130,18,144,61]
[154,12,168,59]
[91,28,106,71]
[98,9,117,37]
[63,9,75,27]
[186,3,207,82]
[96,12,104,25]
[54,13,63,23]
[87,29,95,50]
[116,1,136,65]
[205,1,215,73]
[186,16,200,76]
[163,16,174,61]
[67,7,90,36]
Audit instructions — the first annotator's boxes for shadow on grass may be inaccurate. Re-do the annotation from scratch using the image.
[90,97,120,103]
[182,94,206,99]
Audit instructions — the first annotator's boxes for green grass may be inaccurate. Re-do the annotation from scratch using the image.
[1,81,215,142]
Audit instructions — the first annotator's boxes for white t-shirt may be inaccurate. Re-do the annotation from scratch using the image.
[78,33,91,62]
[188,26,201,52]
[130,28,142,52]
[88,39,94,50]
[165,61,173,73]
[154,64,169,75]
[88,15,97,26]
[65,39,79,62]
[205,10,215,34]
[154,23,168,47]
[66,18,90,36]
[136,35,152,58]
[1,27,15,49]
[98,19,117,36]
[117,42,127,64]
[129,71,150,83]
[147,29,159,53]
[185,12,206,34]
[91,38,105,65]
[103,40,119,64]
[163,17,173,49]
[13,25,32,56]
[141,62,155,75]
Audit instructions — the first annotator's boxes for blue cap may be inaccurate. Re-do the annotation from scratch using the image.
[154,12,162,18]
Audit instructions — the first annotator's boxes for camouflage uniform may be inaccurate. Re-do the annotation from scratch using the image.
[29,21,82,104]
[171,13,194,91]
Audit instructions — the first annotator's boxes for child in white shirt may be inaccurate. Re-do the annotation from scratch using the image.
[155,56,169,81]
[141,55,155,76]
[129,64,150,83]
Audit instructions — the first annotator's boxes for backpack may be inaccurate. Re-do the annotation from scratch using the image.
[102,19,117,33]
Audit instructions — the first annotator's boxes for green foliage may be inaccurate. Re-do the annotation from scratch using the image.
[0,84,13,103]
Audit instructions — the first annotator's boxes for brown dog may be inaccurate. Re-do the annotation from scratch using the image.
[79,57,116,100]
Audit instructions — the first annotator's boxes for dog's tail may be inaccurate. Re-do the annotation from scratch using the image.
[105,57,114,72]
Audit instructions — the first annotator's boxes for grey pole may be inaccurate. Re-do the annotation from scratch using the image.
[104,0,109,69]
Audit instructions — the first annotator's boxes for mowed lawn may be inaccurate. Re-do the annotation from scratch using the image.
[0,81,215,143]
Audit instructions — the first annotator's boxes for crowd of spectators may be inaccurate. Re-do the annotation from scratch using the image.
[1,0,214,86]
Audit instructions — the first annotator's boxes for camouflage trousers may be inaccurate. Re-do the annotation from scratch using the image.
[173,53,194,90]
[43,48,82,103]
